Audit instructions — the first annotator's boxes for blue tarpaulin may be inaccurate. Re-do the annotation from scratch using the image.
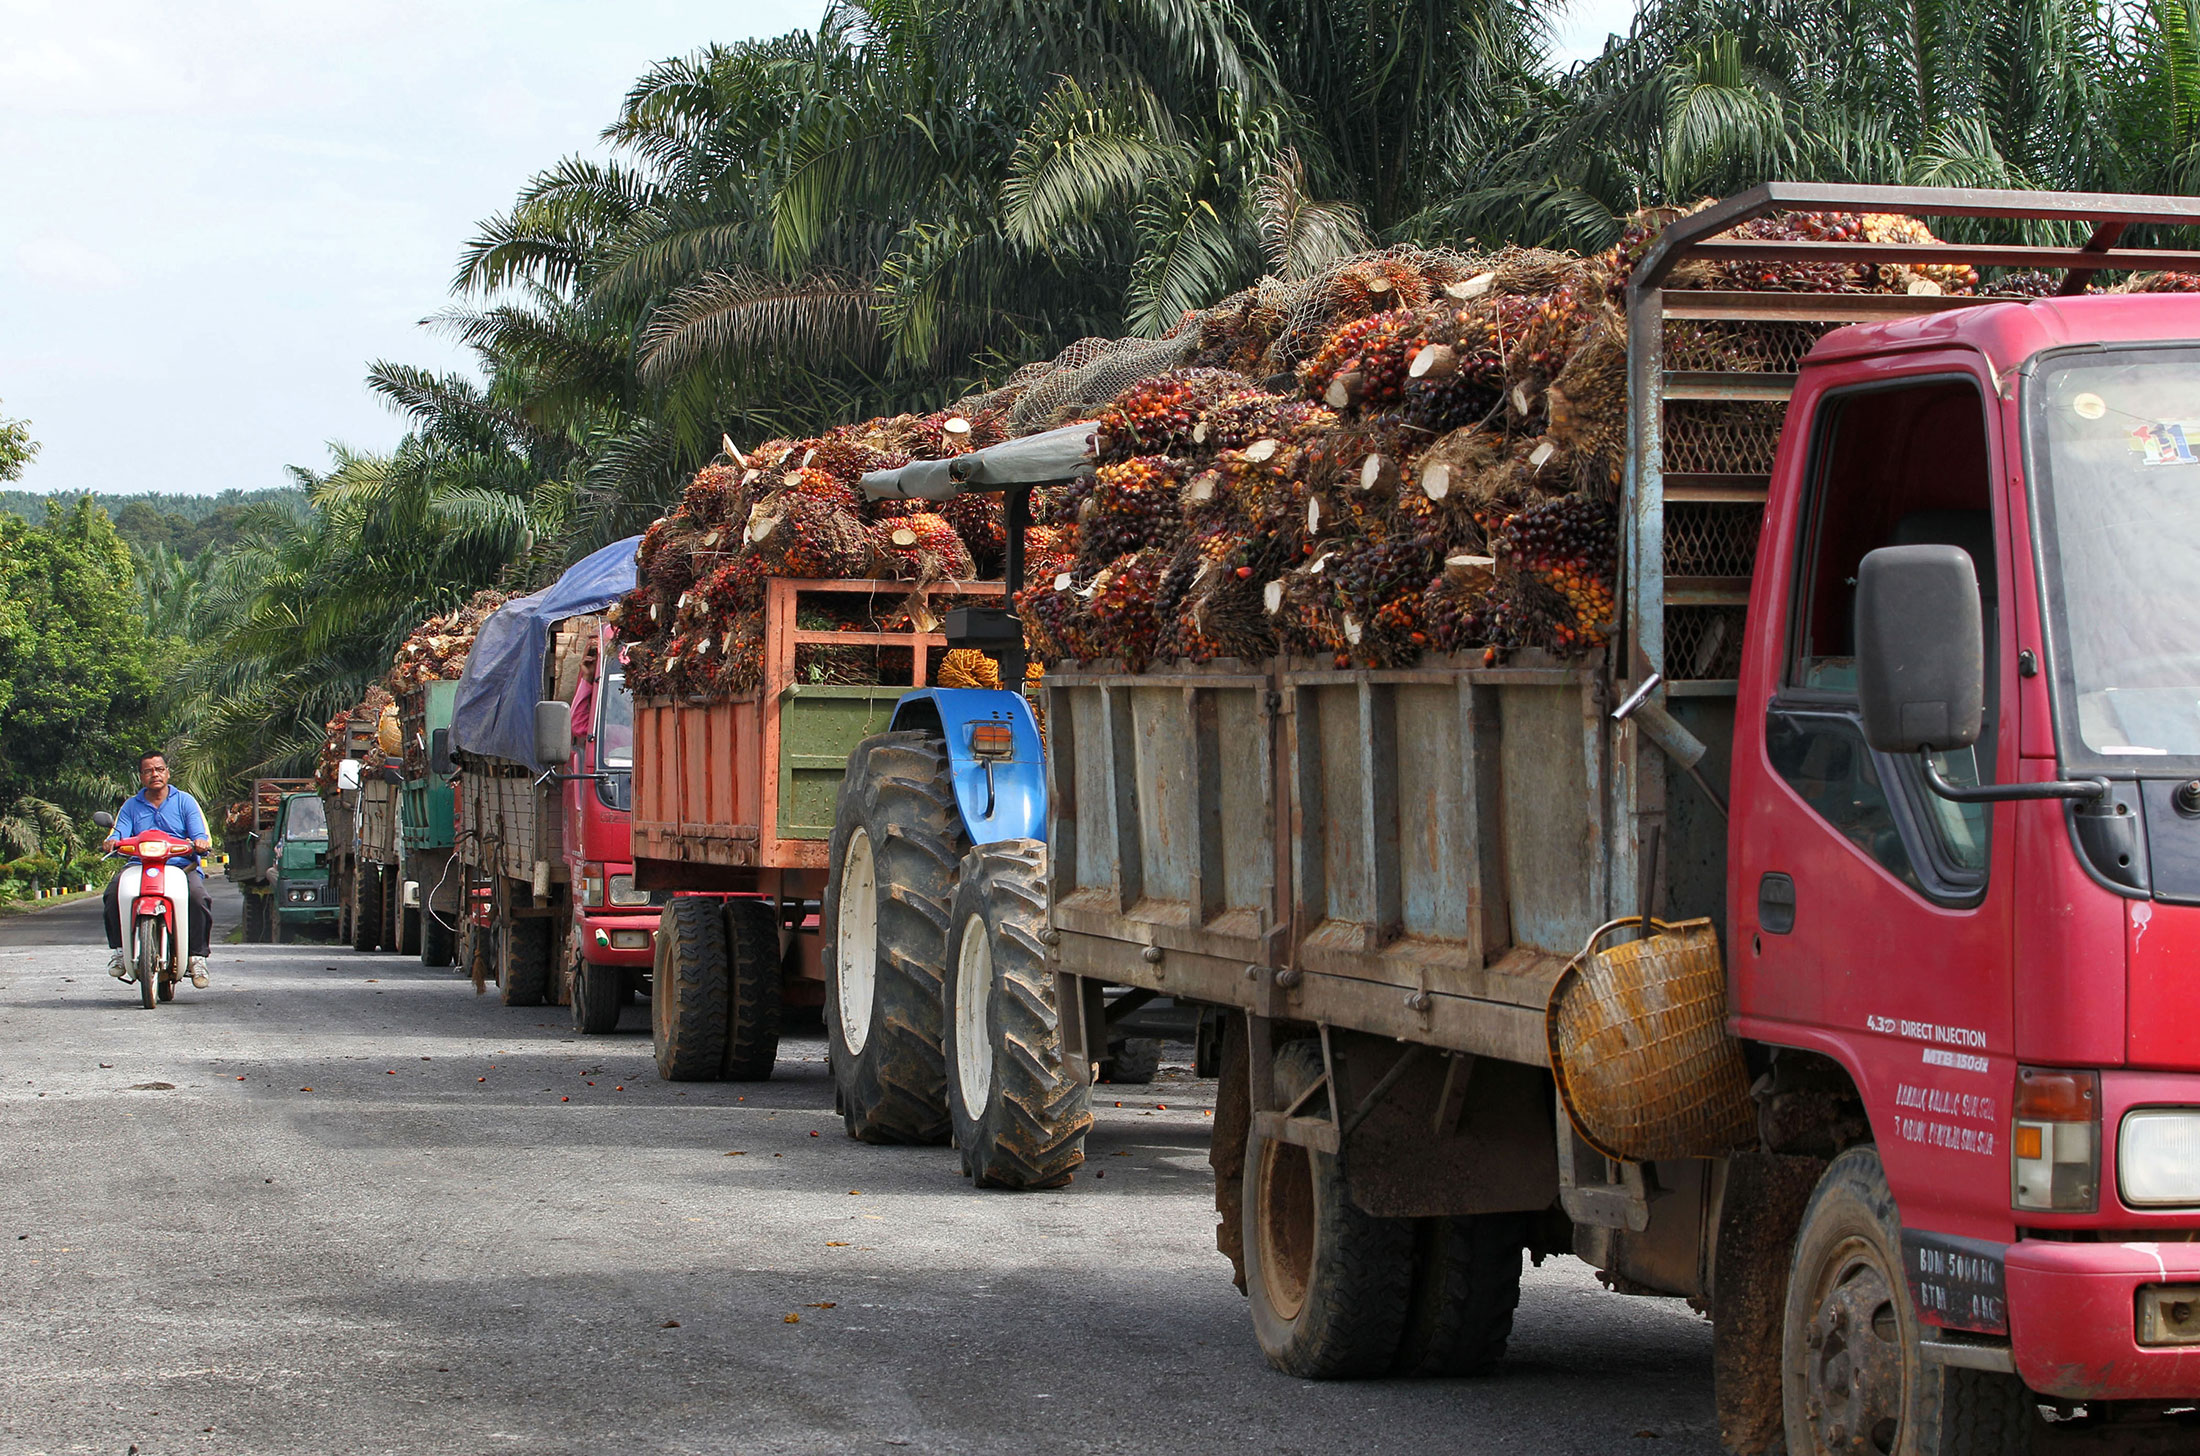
[450,536,641,769]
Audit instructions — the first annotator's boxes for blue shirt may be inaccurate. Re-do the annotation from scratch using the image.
[113,788,209,871]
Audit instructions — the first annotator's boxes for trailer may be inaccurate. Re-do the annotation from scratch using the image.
[830,186,2200,1450]
[448,538,664,1031]
[321,714,391,953]
[224,776,323,943]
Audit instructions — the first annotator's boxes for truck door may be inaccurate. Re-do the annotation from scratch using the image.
[1732,360,2018,1243]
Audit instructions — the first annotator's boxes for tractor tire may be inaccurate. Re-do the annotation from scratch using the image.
[421,903,456,968]
[652,897,728,1080]
[571,953,624,1034]
[721,898,784,1080]
[1243,1038,1416,1379]
[350,864,384,953]
[822,733,964,1145]
[942,841,1090,1189]
[497,909,551,1006]
[1782,1147,2037,1455]
[1393,1213,1529,1376]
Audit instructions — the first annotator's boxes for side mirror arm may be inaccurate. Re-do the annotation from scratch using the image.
[1918,749,2109,803]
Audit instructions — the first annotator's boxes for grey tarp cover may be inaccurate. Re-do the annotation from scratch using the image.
[450,535,641,770]
[859,422,1098,502]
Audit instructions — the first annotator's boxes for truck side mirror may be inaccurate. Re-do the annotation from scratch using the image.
[93,812,114,830]
[535,700,574,766]
[1856,544,1984,755]
[429,728,454,779]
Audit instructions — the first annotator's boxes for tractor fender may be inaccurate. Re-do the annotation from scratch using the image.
[888,687,1047,845]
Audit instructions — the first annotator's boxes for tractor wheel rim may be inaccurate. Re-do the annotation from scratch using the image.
[954,912,993,1116]
[1255,1134,1315,1323]
[836,830,877,1056]
[1803,1237,1906,1455]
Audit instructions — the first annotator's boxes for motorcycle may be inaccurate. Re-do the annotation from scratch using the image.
[92,813,187,1009]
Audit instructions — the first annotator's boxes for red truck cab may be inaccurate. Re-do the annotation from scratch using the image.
[563,628,659,983]
[1732,294,2200,1401]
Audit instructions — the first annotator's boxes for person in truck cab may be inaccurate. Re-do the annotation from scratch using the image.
[102,750,214,987]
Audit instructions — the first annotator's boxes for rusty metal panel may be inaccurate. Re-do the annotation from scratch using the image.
[1066,682,1115,904]
[1393,681,1478,948]
[1209,683,1271,934]
[1126,684,1194,912]
[1498,682,1604,954]
[360,780,399,863]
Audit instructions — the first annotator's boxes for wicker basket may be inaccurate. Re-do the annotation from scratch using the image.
[1546,916,1758,1163]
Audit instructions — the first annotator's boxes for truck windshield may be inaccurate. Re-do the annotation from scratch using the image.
[2030,346,2200,771]
[283,795,327,839]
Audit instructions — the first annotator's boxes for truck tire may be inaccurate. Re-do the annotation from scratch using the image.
[272,908,292,945]
[497,911,552,1006]
[1243,1038,1415,1378]
[1101,1036,1162,1085]
[1782,1147,2037,1455]
[350,864,383,952]
[421,905,456,968]
[942,841,1090,1189]
[571,953,624,1034]
[241,894,264,943]
[822,733,963,1145]
[1393,1213,1528,1376]
[653,897,728,1079]
[378,867,399,952]
[722,898,784,1080]
[395,868,421,958]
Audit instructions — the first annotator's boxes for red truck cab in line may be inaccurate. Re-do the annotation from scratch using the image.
[561,630,659,992]
[1731,293,2200,1401]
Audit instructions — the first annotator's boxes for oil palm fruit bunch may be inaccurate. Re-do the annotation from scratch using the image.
[867,511,976,580]
[1300,310,1426,412]
[2124,271,2200,294]
[1083,455,1188,561]
[1712,212,1868,293]
[1858,213,1978,295]
[1084,546,1170,671]
[938,490,1005,575]
[1329,530,1441,667]
[681,463,746,527]
[1095,368,1252,462]
[1195,389,1292,451]
[749,492,871,578]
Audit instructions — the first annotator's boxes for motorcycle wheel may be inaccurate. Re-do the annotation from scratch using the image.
[136,925,160,1010]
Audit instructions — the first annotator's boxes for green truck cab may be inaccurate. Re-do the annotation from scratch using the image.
[263,792,336,942]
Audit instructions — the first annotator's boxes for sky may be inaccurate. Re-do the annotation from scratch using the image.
[1,0,1642,501]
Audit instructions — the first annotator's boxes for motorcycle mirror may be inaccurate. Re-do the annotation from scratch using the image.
[93,812,115,830]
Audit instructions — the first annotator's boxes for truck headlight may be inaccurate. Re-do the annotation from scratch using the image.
[607,873,652,908]
[2120,1110,2200,1208]
[2013,1066,2099,1213]
[581,868,605,908]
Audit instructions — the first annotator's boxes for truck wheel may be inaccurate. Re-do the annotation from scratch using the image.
[653,897,728,1079]
[942,841,1089,1189]
[722,899,784,1080]
[1101,1036,1162,1085]
[1243,1038,1415,1378]
[421,906,456,968]
[378,868,399,952]
[395,890,421,958]
[571,953,624,1034]
[1393,1213,1528,1376]
[273,909,292,945]
[497,913,551,1006]
[823,733,963,1145]
[1782,1147,2036,1455]
[351,865,384,952]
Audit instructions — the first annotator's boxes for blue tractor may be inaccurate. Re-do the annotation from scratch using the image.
[821,425,1172,1188]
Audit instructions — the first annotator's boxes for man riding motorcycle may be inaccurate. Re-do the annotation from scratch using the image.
[103,750,213,988]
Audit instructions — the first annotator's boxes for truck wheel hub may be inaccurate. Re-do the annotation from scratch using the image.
[1255,1139,1316,1322]
[1804,1247,1903,1454]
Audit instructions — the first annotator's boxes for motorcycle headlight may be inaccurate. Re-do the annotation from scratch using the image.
[140,839,170,856]
[2120,1110,2200,1208]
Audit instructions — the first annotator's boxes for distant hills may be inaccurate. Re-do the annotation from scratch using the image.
[0,487,304,559]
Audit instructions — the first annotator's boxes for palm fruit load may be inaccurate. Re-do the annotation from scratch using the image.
[384,589,507,775]
[620,204,2165,681]
[313,685,396,792]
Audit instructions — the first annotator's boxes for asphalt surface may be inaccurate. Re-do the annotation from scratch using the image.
[1,879,1721,1455]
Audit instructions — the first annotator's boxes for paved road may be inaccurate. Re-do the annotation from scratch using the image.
[1,882,1720,1455]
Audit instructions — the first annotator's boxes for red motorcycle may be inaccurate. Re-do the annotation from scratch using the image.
[95,817,189,1008]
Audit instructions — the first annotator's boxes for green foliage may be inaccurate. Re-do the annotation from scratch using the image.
[0,403,33,484]
[0,500,164,822]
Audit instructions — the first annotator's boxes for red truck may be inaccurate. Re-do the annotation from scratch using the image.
[826,185,2200,1449]
[449,539,663,1031]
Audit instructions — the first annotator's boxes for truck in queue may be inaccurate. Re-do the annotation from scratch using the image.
[225,779,335,944]
[788,185,2200,1451]
[447,538,665,1031]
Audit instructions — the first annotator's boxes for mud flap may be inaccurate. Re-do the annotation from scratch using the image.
[1713,1151,1826,1454]
[1211,1010,1249,1292]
